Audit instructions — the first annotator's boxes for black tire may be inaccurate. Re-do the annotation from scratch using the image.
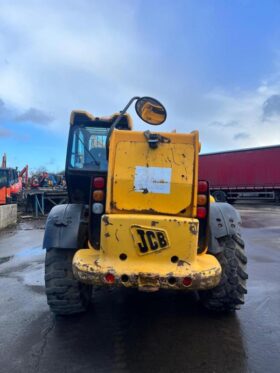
[200,234,248,312]
[45,248,92,315]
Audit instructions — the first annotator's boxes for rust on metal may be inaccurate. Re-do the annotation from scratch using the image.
[151,220,159,227]
[177,259,191,267]
[94,259,101,268]
[102,215,113,226]
[73,260,221,291]
[115,229,120,242]
[189,222,198,235]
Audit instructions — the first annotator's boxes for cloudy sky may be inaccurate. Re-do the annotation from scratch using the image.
[1,0,280,172]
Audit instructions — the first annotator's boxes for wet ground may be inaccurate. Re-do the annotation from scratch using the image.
[0,205,279,373]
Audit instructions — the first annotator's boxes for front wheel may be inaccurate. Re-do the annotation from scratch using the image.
[45,248,92,315]
[199,234,248,312]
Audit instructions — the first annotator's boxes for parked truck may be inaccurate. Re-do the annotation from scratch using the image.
[199,145,280,203]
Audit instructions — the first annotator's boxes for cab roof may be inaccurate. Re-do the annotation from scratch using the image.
[70,111,133,130]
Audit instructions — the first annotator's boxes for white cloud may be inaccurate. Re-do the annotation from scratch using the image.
[168,79,280,153]
[0,0,156,132]
[0,0,280,154]
[200,81,280,151]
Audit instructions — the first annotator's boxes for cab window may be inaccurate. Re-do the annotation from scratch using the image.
[70,126,109,171]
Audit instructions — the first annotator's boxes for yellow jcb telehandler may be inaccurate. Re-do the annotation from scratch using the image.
[43,96,248,315]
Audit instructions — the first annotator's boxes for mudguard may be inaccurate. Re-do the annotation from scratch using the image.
[208,202,242,255]
[43,204,86,250]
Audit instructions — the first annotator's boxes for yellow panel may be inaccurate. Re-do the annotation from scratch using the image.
[100,214,198,267]
[72,214,222,290]
[106,130,199,216]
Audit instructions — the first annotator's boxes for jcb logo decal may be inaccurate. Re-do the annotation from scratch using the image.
[131,226,169,255]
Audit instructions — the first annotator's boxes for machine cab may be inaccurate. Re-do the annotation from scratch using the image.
[65,111,132,205]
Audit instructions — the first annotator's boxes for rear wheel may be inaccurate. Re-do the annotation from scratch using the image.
[200,234,248,312]
[45,248,92,315]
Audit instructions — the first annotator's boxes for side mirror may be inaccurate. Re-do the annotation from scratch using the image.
[135,97,167,125]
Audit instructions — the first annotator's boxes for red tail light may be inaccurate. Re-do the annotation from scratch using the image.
[104,273,115,284]
[198,180,208,193]
[93,177,105,189]
[182,277,192,287]
[197,207,207,219]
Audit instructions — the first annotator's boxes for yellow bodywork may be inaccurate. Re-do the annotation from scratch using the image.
[72,126,221,291]
[106,130,199,217]
[210,195,216,203]
[73,214,221,291]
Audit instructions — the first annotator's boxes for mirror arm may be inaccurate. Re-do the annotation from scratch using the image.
[111,96,140,130]
[106,96,140,159]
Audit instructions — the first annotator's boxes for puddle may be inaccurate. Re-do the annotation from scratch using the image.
[0,247,43,267]
[16,247,43,257]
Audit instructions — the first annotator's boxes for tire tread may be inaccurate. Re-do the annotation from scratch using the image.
[200,234,248,312]
[45,248,92,315]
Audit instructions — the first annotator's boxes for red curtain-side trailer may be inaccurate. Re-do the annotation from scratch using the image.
[199,145,280,203]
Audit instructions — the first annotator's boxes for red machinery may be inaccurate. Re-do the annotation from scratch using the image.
[0,170,7,205]
[19,165,28,187]
[0,154,28,203]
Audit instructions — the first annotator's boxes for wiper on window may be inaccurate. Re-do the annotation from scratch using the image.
[77,134,100,166]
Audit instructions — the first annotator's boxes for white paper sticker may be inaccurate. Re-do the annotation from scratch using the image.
[134,166,172,194]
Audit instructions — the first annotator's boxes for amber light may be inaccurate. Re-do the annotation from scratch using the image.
[93,190,104,201]
[197,194,207,206]
[104,273,115,284]
[197,207,207,219]
[198,180,208,193]
[93,177,105,189]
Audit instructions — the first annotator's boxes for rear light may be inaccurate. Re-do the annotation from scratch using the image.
[198,180,208,193]
[197,194,207,206]
[93,177,105,189]
[92,202,104,214]
[93,190,104,201]
[182,277,192,287]
[104,273,115,284]
[197,207,207,219]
